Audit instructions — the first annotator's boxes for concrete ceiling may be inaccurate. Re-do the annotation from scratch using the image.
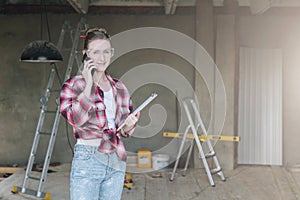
[2,0,300,15]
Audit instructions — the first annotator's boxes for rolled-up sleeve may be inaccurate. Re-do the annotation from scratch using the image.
[60,79,95,127]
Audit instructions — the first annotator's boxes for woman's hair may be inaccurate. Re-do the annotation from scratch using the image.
[82,27,111,50]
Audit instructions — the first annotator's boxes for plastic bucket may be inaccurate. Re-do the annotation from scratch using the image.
[152,154,170,170]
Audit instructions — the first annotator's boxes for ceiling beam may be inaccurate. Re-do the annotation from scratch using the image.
[91,0,162,6]
[90,0,195,7]
[238,0,300,7]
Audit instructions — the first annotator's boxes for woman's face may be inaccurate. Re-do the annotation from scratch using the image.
[85,39,113,73]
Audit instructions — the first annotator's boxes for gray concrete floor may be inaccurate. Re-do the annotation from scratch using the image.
[0,164,300,200]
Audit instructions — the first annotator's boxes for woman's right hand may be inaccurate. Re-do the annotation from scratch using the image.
[82,58,96,85]
[82,58,96,97]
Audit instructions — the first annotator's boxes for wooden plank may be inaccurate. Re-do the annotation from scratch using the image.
[0,167,24,174]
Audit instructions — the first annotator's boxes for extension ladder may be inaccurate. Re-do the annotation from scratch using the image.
[12,18,88,199]
[169,98,226,187]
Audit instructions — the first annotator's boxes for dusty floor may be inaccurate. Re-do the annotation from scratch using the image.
[0,164,300,200]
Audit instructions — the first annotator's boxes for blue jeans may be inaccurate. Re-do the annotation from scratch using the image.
[70,144,126,200]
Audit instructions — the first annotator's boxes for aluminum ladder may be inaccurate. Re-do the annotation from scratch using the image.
[12,18,88,199]
[170,98,226,187]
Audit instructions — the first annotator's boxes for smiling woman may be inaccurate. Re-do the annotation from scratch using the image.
[60,27,140,200]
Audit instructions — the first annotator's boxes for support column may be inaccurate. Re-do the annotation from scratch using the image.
[214,0,238,170]
[194,0,215,168]
[194,0,238,170]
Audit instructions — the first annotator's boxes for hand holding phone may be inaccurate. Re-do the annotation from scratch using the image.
[82,53,95,76]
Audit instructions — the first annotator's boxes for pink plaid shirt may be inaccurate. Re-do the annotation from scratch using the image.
[60,73,135,161]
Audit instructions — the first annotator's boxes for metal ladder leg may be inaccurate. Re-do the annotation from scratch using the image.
[37,107,61,197]
[182,100,216,187]
[182,124,200,176]
[190,99,226,182]
[182,139,194,177]
[21,66,57,197]
[170,125,191,181]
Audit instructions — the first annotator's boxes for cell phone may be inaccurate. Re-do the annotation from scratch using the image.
[82,53,90,62]
[82,53,95,75]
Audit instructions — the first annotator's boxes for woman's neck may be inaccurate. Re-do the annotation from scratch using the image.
[94,71,107,84]
[94,72,111,92]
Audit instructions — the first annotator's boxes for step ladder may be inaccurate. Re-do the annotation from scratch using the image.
[12,18,88,199]
[169,98,226,187]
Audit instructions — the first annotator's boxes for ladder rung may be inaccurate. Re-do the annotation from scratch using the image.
[39,131,51,135]
[44,110,57,114]
[28,176,41,181]
[211,167,222,175]
[205,152,216,158]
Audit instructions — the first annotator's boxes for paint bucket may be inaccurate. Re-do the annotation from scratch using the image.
[152,154,170,170]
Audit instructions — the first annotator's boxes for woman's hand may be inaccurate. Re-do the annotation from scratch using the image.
[82,58,96,97]
[122,112,140,132]
[82,58,96,84]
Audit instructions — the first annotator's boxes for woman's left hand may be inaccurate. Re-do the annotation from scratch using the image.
[122,112,140,132]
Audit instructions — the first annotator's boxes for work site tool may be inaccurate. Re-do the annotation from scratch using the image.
[169,98,226,187]
[163,132,240,142]
[12,18,88,199]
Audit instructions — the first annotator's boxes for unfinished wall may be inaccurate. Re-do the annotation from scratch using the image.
[3,3,300,170]
[0,13,195,166]
[194,0,215,169]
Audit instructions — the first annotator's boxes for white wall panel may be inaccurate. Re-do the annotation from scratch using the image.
[238,47,282,165]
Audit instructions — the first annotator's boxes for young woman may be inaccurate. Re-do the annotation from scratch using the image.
[60,28,140,200]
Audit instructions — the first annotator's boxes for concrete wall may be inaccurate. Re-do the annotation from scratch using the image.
[194,0,215,168]
[0,13,195,166]
[214,13,237,170]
